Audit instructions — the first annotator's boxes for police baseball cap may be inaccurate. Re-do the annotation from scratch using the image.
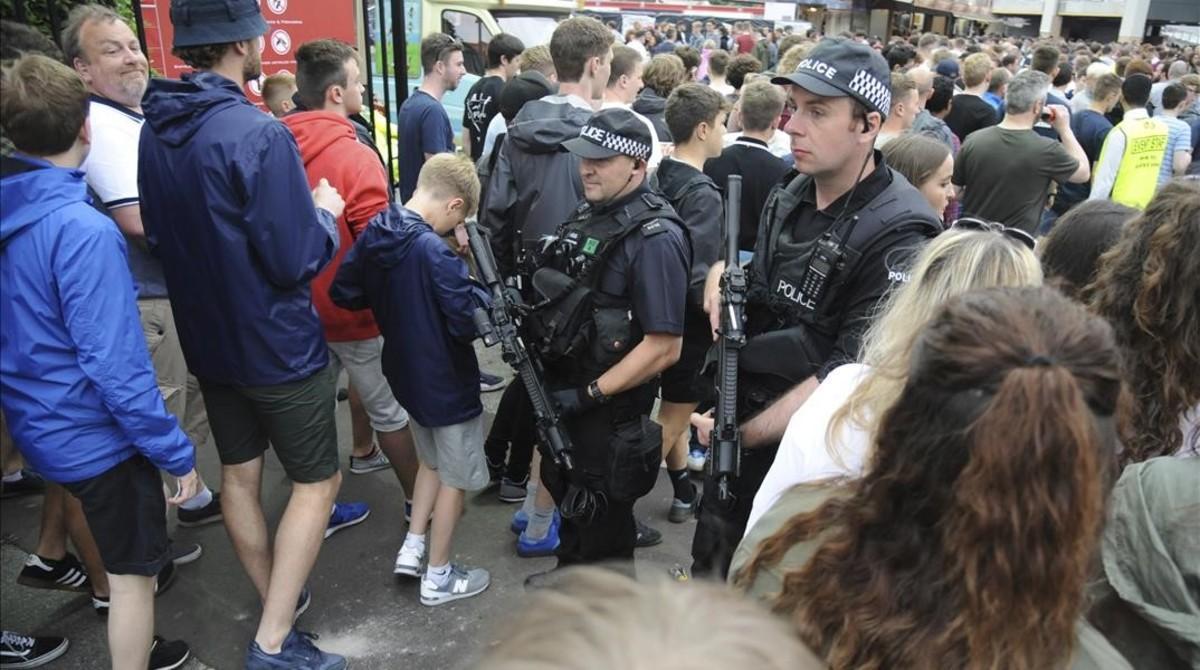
[563,108,653,161]
[771,37,893,119]
[171,0,268,49]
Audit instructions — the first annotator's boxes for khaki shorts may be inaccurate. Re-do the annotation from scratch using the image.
[328,337,409,432]
[410,415,489,491]
[139,298,210,448]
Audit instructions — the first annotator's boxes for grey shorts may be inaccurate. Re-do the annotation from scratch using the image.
[410,415,489,491]
[327,337,409,432]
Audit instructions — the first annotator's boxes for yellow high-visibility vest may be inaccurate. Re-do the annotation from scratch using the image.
[1097,116,1169,209]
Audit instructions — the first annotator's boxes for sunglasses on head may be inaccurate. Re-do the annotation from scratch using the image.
[950,217,1036,251]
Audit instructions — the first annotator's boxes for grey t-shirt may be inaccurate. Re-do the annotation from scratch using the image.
[953,126,1079,234]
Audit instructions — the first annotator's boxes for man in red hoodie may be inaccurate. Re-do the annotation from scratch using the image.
[283,39,419,512]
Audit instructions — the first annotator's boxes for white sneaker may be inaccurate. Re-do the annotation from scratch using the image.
[420,564,490,606]
[393,543,424,577]
[687,448,707,472]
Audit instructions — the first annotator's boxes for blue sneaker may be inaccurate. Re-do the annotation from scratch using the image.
[325,502,370,539]
[517,512,560,558]
[246,629,345,670]
[510,508,528,535]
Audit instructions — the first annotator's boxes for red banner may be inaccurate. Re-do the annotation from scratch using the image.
[140,0,357,109]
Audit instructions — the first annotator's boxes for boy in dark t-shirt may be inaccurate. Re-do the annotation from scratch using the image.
[461,34,524,162]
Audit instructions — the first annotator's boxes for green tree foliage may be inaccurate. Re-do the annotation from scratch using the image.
[0,0,135,46]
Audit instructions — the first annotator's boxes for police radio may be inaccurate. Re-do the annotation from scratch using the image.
[796,230,844,311]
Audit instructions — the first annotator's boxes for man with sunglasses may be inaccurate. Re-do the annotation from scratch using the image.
[690,38,942,579]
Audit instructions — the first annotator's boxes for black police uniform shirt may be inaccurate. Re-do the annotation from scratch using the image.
[588,184,690,338]
[752,155,929,379]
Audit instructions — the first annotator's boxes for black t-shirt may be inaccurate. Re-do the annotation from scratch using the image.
[590,186,691,336]
[463,75,504,162]
[704,137,792,251]
[945,93,999,143]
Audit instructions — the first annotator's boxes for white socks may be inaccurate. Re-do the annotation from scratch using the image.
[426,563,451,587]
[178,484,213,511]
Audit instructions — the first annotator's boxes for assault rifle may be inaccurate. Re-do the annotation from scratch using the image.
[467,220,576,473]
[710,176,746,503]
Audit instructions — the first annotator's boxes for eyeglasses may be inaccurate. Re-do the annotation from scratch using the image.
[950,217,1036,251]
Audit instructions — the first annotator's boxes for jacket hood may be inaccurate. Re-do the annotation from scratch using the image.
[282,111,358,165]
[507,96,594,155]
[358,204,433,268]
[632,89,667,115]
[0,157,89,248]
[142,71,253,146]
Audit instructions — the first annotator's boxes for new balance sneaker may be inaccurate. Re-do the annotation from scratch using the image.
[177,491,222,527]
[419,565,490,606]
[16,553,89,592]
[294,587,311,623]
[349,446,390,475]
[635,519,662,548]
[148,637,189,670]
[687,447,707,473]
[497,476,527,503]
[393,542,424,578]
[509,508,528,535]
[479,372,507,393]
[516,513,560,558]
[170,542,203,565]
[0,631,68,668]
[245,629,345,670]
[324,502,370,539]
[0,470,45,499]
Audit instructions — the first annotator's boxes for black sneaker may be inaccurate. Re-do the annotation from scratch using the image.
[148,636,189,670]
[634,519,662,548]
[16,553,89,592]
[177,491,223,527]
[155,560,177,596]
[0,631,69,669]
[170,542,203,565]
[0,470,45,499]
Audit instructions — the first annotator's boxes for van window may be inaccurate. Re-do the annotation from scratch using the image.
[442,10,491,76]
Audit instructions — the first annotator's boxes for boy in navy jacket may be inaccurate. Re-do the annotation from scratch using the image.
[332,154,493,606]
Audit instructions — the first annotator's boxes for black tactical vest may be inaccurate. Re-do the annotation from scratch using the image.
[529,190,685,387]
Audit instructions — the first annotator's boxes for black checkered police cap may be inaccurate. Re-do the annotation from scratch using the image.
[771,37,893,120]
[563,108,653,162]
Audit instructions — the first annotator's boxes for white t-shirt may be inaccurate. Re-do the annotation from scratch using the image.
[81,96,143,209]
[745,363,872,537]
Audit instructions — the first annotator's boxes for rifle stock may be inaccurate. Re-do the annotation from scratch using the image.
[465,220,575,472]
[711,176,746,503]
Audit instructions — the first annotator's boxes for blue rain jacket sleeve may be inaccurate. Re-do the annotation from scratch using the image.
[236,124,339,288]
[55,221,195,477]
[329,235,369,311]
[428,243,491,343]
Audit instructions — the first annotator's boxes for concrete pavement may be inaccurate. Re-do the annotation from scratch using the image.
[0,344,701,669]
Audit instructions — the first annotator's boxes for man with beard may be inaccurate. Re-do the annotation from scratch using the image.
[137,1,353,667]
[64,4,223,534]
[398,33,466,202]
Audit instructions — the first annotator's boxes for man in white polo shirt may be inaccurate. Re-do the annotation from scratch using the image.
[64,4,222,526]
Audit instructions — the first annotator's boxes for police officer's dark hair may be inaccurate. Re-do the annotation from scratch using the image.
[666,82,728,144]
[1161,82,1188,112]
[295,39,356,111]
[420,33,462,75]
[487,33,525,70]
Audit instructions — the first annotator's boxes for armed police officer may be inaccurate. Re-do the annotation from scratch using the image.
[527,108,690,572]
[691,38,942,578]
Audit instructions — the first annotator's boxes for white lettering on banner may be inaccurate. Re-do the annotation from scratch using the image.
[776,279,818,310]
[797,58,838,80]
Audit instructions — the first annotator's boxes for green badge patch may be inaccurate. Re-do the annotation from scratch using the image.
[582,237,600,255]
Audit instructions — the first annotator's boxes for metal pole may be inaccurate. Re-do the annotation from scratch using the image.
[377,0,396,189]
[361,0,375,133]
[391,0,408,106]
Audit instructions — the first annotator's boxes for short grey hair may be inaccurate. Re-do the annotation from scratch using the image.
[1168,60,1188,80]
[1004,70,1050,115]
[61,3,124,65]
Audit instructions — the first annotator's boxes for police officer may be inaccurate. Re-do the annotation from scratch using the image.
[691,38,942,577]
[528,108,690,570]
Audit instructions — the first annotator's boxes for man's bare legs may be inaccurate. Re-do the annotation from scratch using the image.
[426,484,465,567]
[658,400,700,518]
[377,427,418,499]
[408,464,440,537]
[221,458,271,599]
[347,385,373,460]
[106,573,155,670]
[33,484,109,598]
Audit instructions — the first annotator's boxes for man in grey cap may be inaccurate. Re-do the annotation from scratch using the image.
[521,107,689,577]
[137,1,352,668]
[689,37,942,578]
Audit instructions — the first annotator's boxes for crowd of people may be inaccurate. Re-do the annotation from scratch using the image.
[0,0,1197,668]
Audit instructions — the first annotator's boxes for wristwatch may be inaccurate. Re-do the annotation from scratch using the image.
[587,379,609,404]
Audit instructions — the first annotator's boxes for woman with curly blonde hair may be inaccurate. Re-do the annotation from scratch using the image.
[732,286,1130,670]
[745,225,1042,533]
[1084,178,1200,462]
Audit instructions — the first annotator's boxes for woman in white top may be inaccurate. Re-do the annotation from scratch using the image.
[746,225,1043,535]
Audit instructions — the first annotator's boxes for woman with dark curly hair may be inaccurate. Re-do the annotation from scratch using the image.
[1084,178,1200,462]
[731,286,1130,670]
